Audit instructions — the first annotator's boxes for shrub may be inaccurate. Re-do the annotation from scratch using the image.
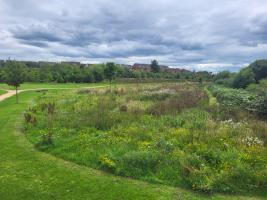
[119,104,128,112]
[24,112,37,124]
[99,155,116,172]
[209,85,267,114]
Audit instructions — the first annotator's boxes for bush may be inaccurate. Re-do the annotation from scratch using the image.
[209,85,267,114]
[24,112,37,124]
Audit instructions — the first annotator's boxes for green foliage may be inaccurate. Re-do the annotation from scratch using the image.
[250,60,267,82]
[150,60,160,73]
[209,85,267,114]
[247,78,267,95]
[3,61,26,87]
[117,151,161,178]
[24,83,267,194]
[230,60,267,89]
[232,68,255,88]
[0,60,218,84]
[104,62,117,82]
[3,90,197,200]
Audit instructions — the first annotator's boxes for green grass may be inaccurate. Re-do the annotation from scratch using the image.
[0,85,265,199]
[0,89,7,95]
[204,87,217,106]
[0,82,109,90]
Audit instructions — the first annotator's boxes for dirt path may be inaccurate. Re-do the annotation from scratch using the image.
[0,90,23,102]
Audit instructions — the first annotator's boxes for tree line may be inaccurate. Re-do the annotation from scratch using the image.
[213,59,267,89]
[0,60,213,84]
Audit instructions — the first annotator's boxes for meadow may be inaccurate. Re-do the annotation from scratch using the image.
[23,83,267,195]
[1,84,263,200]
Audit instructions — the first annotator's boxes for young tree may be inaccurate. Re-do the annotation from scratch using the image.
[104,62,117,83]
[4,61,26,103]
[150,60,160,73]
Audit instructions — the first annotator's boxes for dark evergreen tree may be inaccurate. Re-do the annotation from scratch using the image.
[150,60,160,73]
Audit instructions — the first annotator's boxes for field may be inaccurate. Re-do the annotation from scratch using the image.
[0,83,266,199]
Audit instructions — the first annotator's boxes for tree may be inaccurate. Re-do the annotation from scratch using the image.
[104,62,117,82]
[150,60,160,73]
[232,68,255,88]
[4,61,26,103]
[249,60,267,82]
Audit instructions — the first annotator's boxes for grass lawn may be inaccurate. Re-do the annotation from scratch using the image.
[0,89,7,95]
[0,82,109,90]
[0,85,265,199]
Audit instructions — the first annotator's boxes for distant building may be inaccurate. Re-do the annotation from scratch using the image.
[131,63,188,73]
[131,63,151,71]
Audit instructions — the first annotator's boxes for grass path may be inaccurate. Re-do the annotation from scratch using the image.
[204,86,218,106]
[0,87,265,199]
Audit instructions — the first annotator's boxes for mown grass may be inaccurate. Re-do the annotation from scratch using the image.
[0,84,265,199]
[0,82,109,90]
[0,89,7,95]
[24,83,267,196]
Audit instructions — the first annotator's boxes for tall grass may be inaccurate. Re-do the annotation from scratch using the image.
[24,83,267,194]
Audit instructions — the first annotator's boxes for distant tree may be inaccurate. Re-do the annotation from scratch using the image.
[150,60,160,73]
[215,71,231,80]
[90,64,104,82]
[249,60,267,82]
[198,77,203,85]
[104,62,117,82]
[0,70,4,82]
[232,68,255,88]
[4,61,26,103]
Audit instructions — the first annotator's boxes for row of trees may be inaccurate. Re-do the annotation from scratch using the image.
[0,60,214,84]
[0,60,214,103]
[213,60,267,89]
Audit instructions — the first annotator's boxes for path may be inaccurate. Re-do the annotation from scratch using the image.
[0,90,22,102]
[204,86,218,106]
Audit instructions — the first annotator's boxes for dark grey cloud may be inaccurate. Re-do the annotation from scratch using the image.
[0,0,267,71]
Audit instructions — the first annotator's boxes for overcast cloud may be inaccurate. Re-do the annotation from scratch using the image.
[0,0,267,71]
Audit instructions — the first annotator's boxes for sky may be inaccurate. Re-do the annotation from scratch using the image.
[0,0,267,72]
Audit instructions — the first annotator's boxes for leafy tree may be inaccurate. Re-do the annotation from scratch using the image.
[215,70,231,80]
[104,62,117,82]
[3,61,26,103]
[249,60,267,82]
[91,65,104,82]
[232,68,255,88]
[150,60,160,73]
